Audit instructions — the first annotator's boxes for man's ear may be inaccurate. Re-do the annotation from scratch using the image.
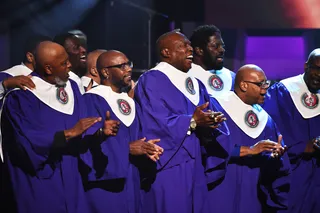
[90,67,99,77]
[101,68,109,79]
[194,47,203,56]
[240,81,248,92]
[26,52,34,63]
[161,48,170,58]
[44,64,52,75]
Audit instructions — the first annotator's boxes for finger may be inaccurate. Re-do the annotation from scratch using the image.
[197,102,209,111]
[105,111,111,121]
[139,137,146,142]
[147,154,157,162]
[277,134,283,145]
[22,79,36,89]
[147,139,161,144]
[154,144,164,153]
[261,141,278,146]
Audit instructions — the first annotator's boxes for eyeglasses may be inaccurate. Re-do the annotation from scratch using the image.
[103,61,133,70]
[244,80,271,89]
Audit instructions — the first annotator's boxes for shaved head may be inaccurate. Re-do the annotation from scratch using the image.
[306,48,320,65]
[34,41,70,85]
[304,48,320,92]
[97,50,132,92]
[35,41,66,68]
[235,64,269,105]
[235,64,264,87]
[155,30,193,72]
[87,49,107,71]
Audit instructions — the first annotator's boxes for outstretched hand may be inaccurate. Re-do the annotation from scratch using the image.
[102,111,120,136]
[65,117,102,140]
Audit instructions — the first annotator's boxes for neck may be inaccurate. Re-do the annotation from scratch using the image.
[102,79,121,93]
[193,57,208,70]
[303,74,319,93]
[234,89,252,105]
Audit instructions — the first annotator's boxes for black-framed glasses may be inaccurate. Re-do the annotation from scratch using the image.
[104,61,133,70]
[244,80,271,89]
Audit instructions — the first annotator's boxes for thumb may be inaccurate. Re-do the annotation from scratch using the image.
[105,111,110,120]
[197,102,209,111]
[27,75,32,78]
[277,134,283,144]
[139,137,146,142]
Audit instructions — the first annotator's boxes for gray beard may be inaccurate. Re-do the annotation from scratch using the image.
[55,76,67,87]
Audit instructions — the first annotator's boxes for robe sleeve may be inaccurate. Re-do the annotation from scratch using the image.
[0,72,13,102]
[134,72,195,169]
[263,83,307,161]
[259,123,291,211]
[2,90,67,175]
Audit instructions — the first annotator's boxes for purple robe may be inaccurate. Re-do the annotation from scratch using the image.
[263,82,320,213]
[1,74,89,213]
[79,86,140,213]
[205,97,291,213]
[134,70,230,213]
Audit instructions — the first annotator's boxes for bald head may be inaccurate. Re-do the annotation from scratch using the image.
[235,64,269,105]
[87,49,107,72]
[235,64,265,87]
[156,30,182,58]
[96,50,127,71]
[306,48,320,65]
[35,41,66,69]
[34,41,70,85]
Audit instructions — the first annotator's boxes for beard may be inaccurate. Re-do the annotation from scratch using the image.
[55,76,67,87]
[203,52,224,71]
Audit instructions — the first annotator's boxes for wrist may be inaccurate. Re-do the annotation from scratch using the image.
[2,80,7,91]
[64,129,75,141]
[190,117,197,131]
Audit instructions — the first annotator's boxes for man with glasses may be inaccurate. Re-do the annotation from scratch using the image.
[203,64,290,213]
[263,49,320,213]
[79,50,163,213]
[188,25,235,97]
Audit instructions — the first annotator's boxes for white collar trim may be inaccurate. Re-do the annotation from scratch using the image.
[215,91,268,138]
[188,63,232,97]
[86,85,135,127]
[2,64,32,77]
[281,74,320,119]
[69,71,85,94]
[81,76,99,88]
[27,76,75,115]
[153,62,200,106]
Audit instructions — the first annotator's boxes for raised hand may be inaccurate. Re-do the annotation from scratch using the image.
[3,75,35,90]
[193,102,226,128]
[64,117,102,140]
[102,111,121,136]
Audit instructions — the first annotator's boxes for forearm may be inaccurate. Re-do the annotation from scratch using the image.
[239,146,252,157]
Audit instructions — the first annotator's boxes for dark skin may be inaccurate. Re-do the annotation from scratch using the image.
[63,36,87,77]
[303,48,320,93]
[193,33,226,71]
[301,49,320,152]
[97,50,163,161]
[234,64,286,157]
[85,49,107,88]
[157,31,226,128]
[34,41,115,140]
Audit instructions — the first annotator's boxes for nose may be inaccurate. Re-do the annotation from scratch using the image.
[79,45,86,54]
[188,44,193,52]
[67,60,72,70]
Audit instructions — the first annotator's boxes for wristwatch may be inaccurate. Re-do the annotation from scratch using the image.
[190,117,197,131]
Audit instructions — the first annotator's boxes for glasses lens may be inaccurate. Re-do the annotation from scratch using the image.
[261,80,271,89]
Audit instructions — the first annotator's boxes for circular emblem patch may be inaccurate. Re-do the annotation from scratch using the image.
[301,93,319,109]
[56,87,69,104]
[185,77,196,95]
[245,110,259,128]
[117,99,131,115]
[208,74,224,91]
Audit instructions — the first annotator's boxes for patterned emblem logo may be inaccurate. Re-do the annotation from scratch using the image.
[208,74,224,91]
[117,99,131,115]
[301,93,319,109]
[185,77,196,95]
[245,110,259,128]
[56,87,69,104]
